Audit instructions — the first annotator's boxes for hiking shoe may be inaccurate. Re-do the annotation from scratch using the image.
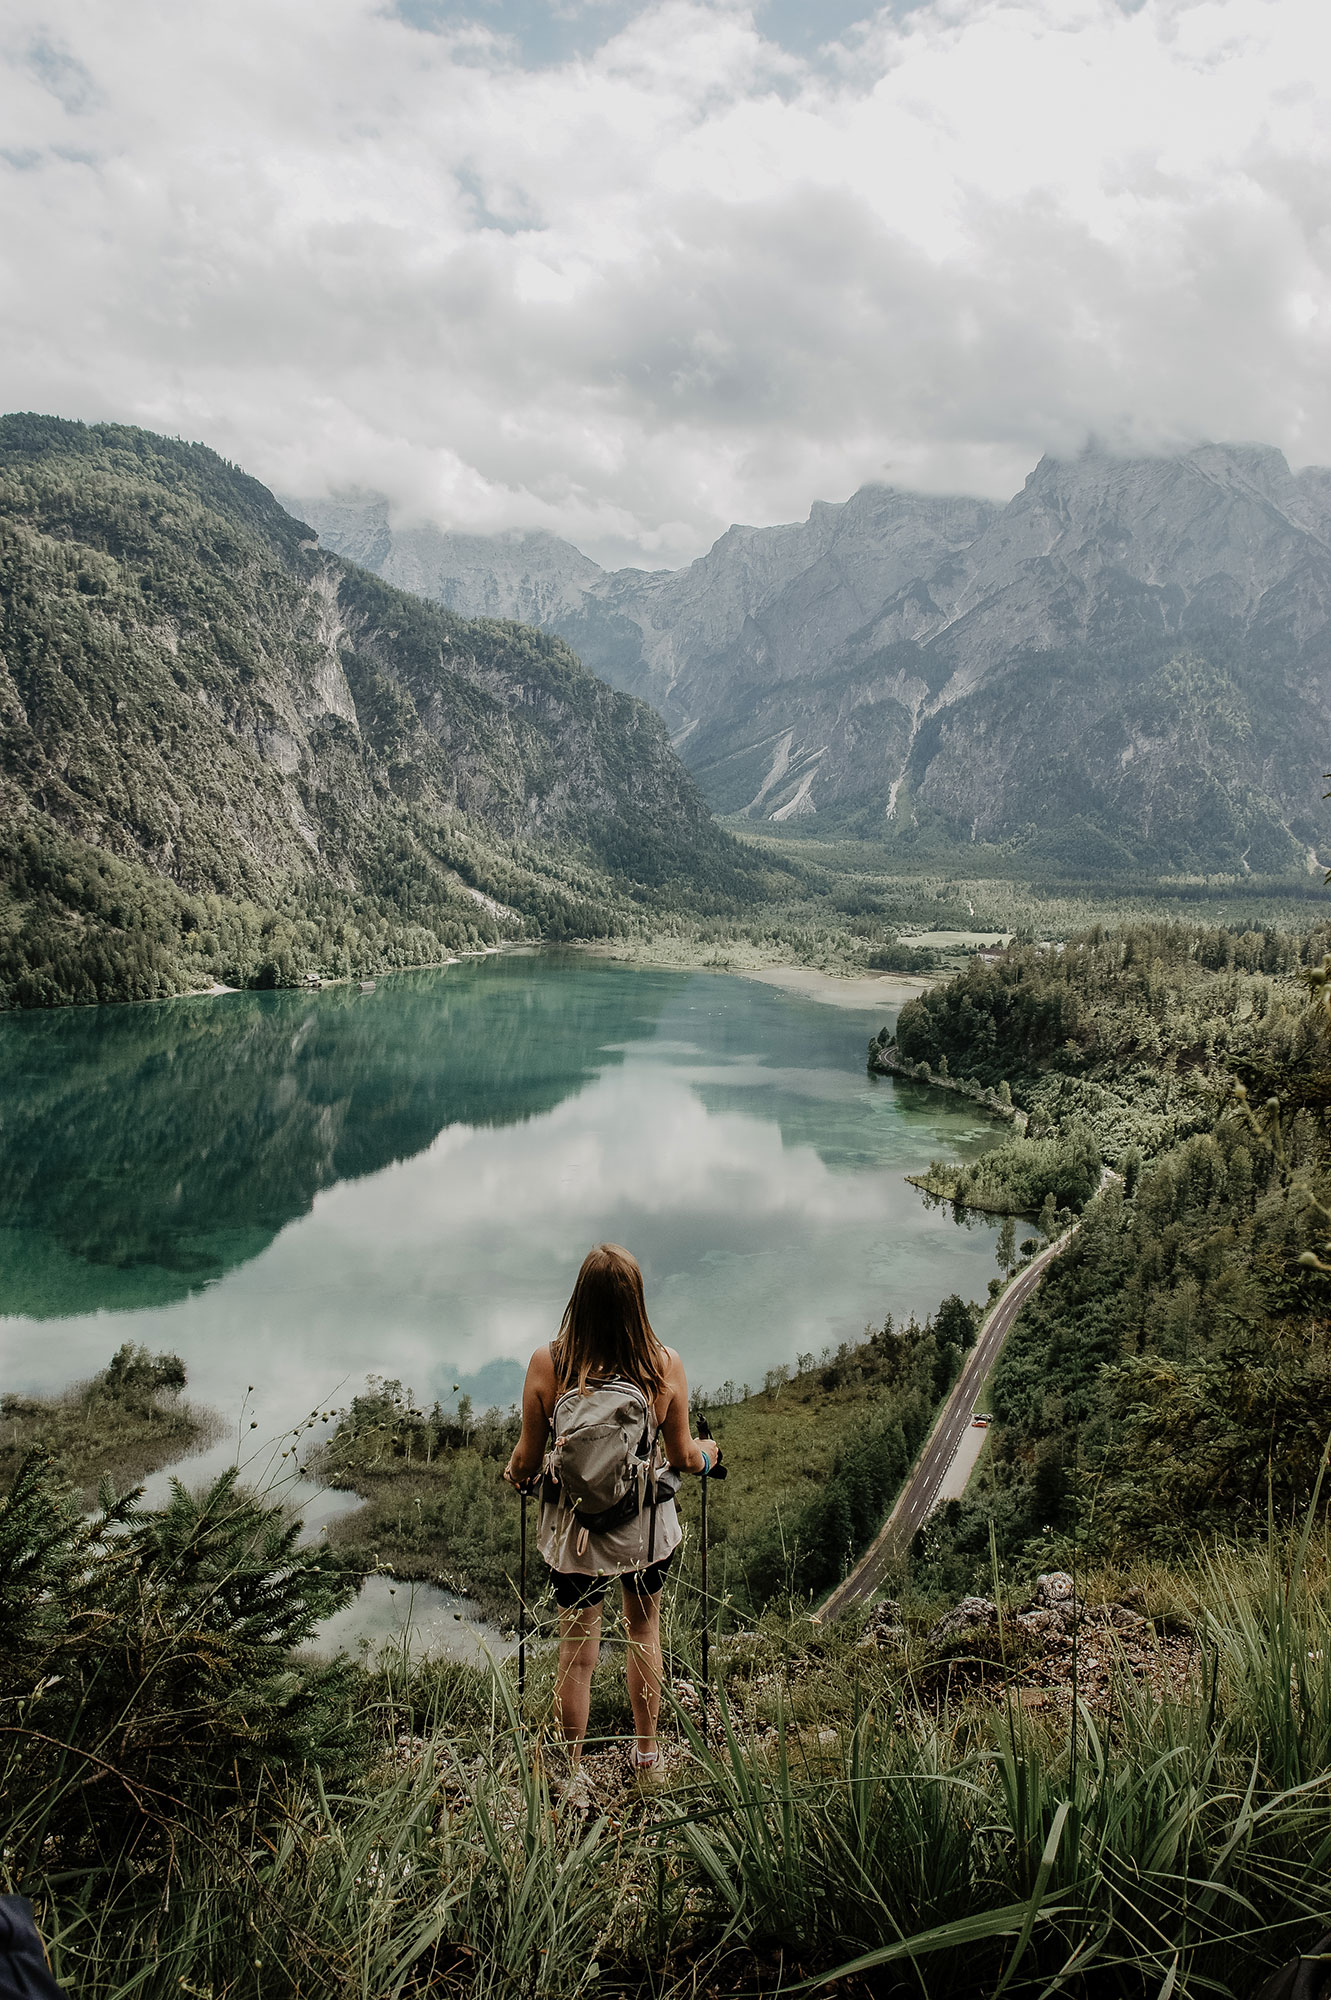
[631,1751,666,1791]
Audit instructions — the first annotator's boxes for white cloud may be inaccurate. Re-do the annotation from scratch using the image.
[1,0,1328,564]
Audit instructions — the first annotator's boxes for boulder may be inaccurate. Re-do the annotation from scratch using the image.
[1015,1607,1073,1650]
[928,1595,999,1644]
[1033,1571,1076,1609]
[858,1598,906,1649]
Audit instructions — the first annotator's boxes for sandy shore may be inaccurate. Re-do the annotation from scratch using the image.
[572,939,934,1010]
[739,965,931,1011]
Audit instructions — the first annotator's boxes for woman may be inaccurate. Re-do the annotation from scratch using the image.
[503,1243,719,1781]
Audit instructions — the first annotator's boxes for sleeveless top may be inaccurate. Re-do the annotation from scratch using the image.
[536,1350,683,1578]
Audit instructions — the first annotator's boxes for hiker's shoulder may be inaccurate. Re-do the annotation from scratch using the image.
[526,1343,557,1387]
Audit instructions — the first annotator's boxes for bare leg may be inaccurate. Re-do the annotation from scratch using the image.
[553,1603,602,1756]
[622,1585,663,1758]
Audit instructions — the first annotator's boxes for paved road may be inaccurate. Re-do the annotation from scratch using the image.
[815,1227,1075,1623]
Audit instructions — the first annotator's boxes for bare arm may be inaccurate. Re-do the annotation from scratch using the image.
[658,1349,718,1474]
[504,1346,555,1488]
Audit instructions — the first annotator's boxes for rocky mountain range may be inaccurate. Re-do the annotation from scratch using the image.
[293,444,1331,873]
[0,415,758,1007]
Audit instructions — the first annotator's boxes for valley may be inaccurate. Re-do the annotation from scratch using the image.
[7,416,1331,1019]
[7,0,1329,1986]
[9,908,1331,1997]
[8,413,1331,2000]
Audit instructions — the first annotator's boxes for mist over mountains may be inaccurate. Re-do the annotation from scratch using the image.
[293,444,1331,875]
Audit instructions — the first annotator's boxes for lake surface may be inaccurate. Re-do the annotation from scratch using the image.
[0,953,1003,1503]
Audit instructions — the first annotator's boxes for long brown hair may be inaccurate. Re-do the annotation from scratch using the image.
[551,1244,666,1396]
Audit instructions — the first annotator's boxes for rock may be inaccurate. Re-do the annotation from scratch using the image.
[1014,1608,1070,1647]
[928,1595,999,1644]
[1032,1571,1076,1609]
[283,501,605,628]
[858,1598,906,1650]
[294,485,992,767]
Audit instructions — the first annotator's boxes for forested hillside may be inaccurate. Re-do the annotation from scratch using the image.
[0,415,766,1008]
[880,924,1331,1587]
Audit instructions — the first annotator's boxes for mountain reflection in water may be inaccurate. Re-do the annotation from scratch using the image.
[0,954,658,1318]
[0,955,1004,1450]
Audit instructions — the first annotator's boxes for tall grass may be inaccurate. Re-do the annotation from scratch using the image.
[14,1526,1331,1998]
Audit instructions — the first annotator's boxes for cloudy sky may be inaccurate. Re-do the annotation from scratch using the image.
[2,0,1328,566]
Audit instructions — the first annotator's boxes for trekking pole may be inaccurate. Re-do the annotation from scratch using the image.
[696,1415,726,1694]
[700,1460,710,1693]
[518,1485,529,1699]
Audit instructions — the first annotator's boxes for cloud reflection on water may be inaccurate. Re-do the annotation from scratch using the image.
[0,962,1002,1477]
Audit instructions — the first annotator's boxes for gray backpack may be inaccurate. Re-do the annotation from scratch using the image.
[544,1377,678,1552]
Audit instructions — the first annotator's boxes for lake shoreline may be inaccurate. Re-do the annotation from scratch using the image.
[192,940,938,1017]
[12,932,934,1019]
[569,938,938,1008]
[737,964,931,1011]
[905,1171,1028,1217]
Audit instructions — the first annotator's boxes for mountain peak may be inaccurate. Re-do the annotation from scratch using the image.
[1022,439,1301,508]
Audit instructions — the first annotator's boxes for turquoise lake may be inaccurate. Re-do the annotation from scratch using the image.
[0,953,1003,1500]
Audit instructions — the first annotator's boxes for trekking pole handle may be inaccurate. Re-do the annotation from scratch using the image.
[502,1467,542,1492]
[696,1413,727,1480]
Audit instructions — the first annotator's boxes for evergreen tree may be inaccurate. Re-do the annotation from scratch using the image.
[0,1454,363,1861]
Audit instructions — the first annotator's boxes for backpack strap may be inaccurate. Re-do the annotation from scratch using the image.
[643,1406,666,1564]
[647,1422,660,1565]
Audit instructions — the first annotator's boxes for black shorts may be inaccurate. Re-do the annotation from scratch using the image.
[548,1552,676,1611]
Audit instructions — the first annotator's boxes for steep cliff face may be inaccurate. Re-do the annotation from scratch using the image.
[842,446,1331,869]
[292,484,998,741]
[0,415,757,1006]
[296,444,1331,871]
[566,486,1000,736]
